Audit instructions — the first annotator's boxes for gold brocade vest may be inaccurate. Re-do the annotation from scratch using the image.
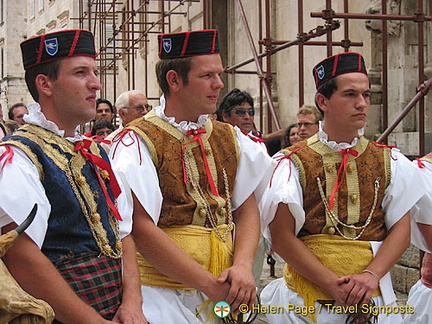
[282,134,391,241]
[127,111,239,228]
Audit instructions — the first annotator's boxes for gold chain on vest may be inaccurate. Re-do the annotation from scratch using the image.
[317,177,380,240]
[184,150,234,242]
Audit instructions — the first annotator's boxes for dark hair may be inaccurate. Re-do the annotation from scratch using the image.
[216,88,254,121]
[96,98,114,113]
[8,103,27,120]
[25,60,61,102]
[91,119,115,136]
[156,57,192,96]
[314,78,338,115]
[280,123,299,149]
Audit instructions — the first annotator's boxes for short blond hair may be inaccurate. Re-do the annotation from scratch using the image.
[297,104,322,122]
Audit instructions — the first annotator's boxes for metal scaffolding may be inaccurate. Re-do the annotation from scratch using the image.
[75,0,431,155]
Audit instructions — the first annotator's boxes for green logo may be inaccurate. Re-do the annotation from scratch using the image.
[214,301,231,319]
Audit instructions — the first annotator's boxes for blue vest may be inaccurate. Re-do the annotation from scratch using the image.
[3,125,121,263]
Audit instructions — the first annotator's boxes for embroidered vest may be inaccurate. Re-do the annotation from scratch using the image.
[2,125,121,263]
[127,112,239,227]
[282,134,391,241]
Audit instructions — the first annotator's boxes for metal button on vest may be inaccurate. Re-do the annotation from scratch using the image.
[328,226,336,235]
[199,208,207,217]
[115,240,123,250]
[350,194,358,204]
[91,213,101,223]
[77,175,86,186]
[100,169,110,179]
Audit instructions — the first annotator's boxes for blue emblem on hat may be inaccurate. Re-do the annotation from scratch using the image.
[45,38,58,56]
[317,65,325,80]
[163,38,172,53]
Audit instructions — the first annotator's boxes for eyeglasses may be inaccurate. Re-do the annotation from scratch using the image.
[125,104,152,112]
[297,122,318,128]
[234,108,255,116]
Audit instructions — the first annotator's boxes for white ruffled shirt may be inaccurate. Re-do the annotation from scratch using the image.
[0,104,132,246]
[110,95,276,225]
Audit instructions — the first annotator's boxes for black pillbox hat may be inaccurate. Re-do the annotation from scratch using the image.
[21,29,96,70]
[158,29,219,59]
[313,52,367,89]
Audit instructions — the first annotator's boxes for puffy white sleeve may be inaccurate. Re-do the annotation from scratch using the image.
[409,158,432,252]
[258,152,305,243]
[231,127,276,210]
[383,149,429,230]
[0,145,51,247]
[110,131,163,225]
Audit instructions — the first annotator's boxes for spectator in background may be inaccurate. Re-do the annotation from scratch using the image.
[102,90,150,153]
[95,98,115,122]
[217,88,267,152]
[8,103,28,126]
[280,123,300,149]
[297,104,322,140]
[91,119,115,141]
[83,98,115,137]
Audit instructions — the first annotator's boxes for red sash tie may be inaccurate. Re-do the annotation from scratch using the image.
[74,139,122,221]
[182,129,218,197]
[328,148,358,211]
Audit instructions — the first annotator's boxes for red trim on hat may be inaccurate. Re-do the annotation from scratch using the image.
[357,53,362,71]
[158,35,163,59]
[24,54,96,71]
[211,30,217,53]
[180,31,191,57]
[332,54,339,79]
[36,35,46,66]
[69,30,81,56]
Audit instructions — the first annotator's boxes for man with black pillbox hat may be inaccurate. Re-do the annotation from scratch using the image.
[0,29,147,323]
[259,52,427,323]
[110,29,274,323]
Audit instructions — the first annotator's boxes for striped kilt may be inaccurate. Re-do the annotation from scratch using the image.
[55,252,122,320]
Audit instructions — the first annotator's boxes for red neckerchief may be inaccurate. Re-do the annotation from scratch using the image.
[0,145,13,172]
[182,129,219,197]
[74,139,122,221]
[328,148,358,211]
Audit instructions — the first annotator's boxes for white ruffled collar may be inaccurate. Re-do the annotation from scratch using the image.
[318,121,364,151]
[23,103,83,142]
[154,95,209,135]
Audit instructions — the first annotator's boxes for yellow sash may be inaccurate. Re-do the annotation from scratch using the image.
[137,224,233,290]
[284,234,380,322]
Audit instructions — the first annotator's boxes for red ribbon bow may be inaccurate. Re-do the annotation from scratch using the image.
[74,139,122,221]
[270,147,302,187]
[0,145,14,172]
[182,129,218,197]
[328,148,358,211]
